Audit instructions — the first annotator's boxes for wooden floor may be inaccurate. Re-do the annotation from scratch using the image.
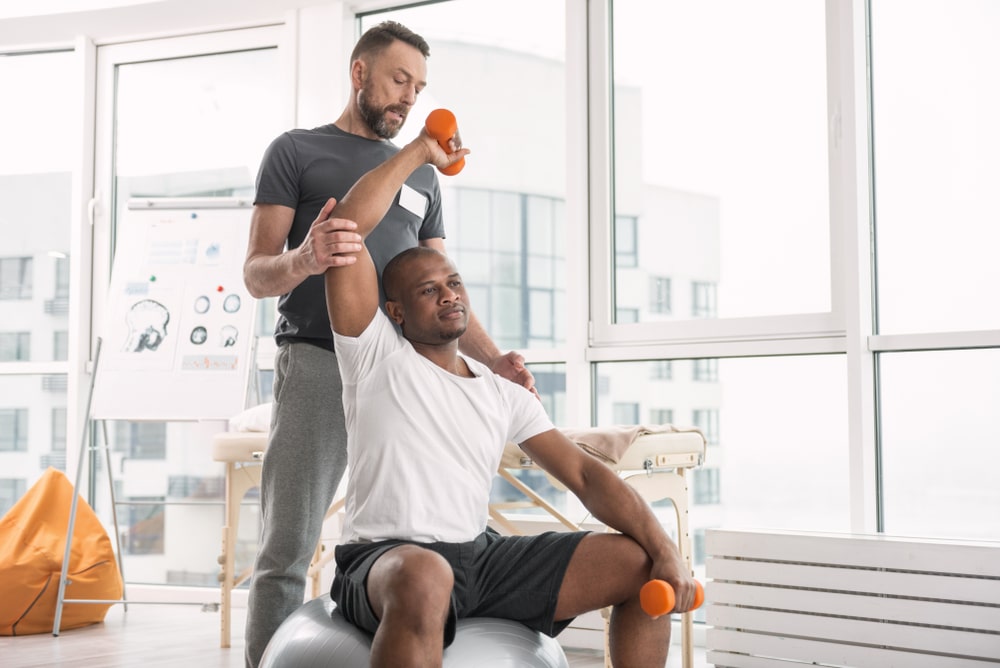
[1,603,614,668]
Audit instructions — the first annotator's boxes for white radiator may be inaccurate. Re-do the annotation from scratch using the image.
[705,528,1000,667]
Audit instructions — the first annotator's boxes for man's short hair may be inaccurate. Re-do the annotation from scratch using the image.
[382,246,445,303]
[351,20,431,66]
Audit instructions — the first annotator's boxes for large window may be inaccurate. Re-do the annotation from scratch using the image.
[871,0,1000,336]
[869,0,1000,539]
[596,355,851,522]
[878,349,1000,540]
[2,2,998,600]
[87,29,283,586]
[608,0,831,329]
[0,49,74,505]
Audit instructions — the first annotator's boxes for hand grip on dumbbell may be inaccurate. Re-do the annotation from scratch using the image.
[424,108,465,176]
[639,579,704,617]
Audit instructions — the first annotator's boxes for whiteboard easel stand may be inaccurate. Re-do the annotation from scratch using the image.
[54,198,259,634]
[51,337,206,637]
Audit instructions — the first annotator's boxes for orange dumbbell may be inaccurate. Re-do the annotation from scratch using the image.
[639,579,704,617]
[425,108,465,176]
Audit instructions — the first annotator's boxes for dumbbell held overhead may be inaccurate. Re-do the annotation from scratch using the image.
[425,108,465,176]
[640,579,704,618]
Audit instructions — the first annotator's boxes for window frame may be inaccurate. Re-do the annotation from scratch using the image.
[586,0,880,533]
[587,0,849,354]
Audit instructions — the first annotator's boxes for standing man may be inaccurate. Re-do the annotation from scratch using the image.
[242,21,534,668]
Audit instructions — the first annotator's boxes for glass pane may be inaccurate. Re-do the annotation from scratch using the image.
[0,50,73,514]
[879,350,1000,540]
[90,420,251,586]
[530,363,567,426]
[595,355,850,544]
[611,1,830,322]
[0,50,74,363]
[112,47,281,246]
[0,375,69,514]
[871,1,1000,333]
[102,44,282,586]
[360,1,567,349]
[255,296,278,338]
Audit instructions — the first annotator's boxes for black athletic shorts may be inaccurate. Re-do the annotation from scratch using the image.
[331,526,589,647]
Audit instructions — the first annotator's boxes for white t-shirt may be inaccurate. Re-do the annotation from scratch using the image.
[334,313,553,543]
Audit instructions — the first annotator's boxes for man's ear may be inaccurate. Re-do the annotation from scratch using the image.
[385,300,404,325]
[350,59,366,90]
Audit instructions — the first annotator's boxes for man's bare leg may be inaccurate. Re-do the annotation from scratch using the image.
[555,533,671,667]
[366,545,454,668]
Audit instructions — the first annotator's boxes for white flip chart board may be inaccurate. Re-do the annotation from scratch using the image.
[91,199,256,421]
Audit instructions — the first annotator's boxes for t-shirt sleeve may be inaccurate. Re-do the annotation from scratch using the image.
[503,379,555,445]
[333,311,404,386]
[254,132,300,209]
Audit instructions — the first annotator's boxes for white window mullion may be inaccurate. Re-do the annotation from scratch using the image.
[828,0,879,533]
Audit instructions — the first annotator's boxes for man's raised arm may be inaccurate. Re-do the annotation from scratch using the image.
[323,132,467,337]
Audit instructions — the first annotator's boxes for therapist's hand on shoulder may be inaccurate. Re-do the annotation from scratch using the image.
[491,351,539,400]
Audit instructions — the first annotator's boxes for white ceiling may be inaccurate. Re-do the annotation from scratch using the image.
[0,0,317,49]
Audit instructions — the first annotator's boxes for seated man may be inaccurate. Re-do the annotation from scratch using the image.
[322,123,697,667]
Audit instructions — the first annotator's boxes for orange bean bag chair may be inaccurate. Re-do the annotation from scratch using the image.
[0,467,123,635]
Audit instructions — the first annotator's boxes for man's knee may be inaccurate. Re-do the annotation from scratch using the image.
[371,546,454,619]
[559,533,652,614]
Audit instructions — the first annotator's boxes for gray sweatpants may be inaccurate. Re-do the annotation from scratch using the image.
[244,342,347,668]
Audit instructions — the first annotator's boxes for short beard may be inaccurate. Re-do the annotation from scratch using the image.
[438,325,467,342]
[358,87,403,140]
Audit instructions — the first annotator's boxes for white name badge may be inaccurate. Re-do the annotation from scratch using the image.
[399,183,428,219]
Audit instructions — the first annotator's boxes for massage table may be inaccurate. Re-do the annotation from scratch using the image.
[489,426,707,668]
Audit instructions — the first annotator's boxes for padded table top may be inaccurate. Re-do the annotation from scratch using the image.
[212,430,268,462]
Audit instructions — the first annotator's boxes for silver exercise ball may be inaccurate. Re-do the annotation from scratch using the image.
[259,594,569,668]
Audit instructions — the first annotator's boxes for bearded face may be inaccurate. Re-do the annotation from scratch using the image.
[357,85,407,140]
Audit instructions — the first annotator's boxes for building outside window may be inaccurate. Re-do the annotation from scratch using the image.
[693,358,719,382]
[650,360,672,380]
[113,422,167,460]
[693,467,721,505]
[615,215,638,268]
[649,408,674,425]
[649,276,672,314]
[613,402,640,425]
[0,332,30,361]
[0,257,33,300]
[0,408,29,451]
[0,478,27,517]
[692,408,719,445]
[691,281,717,318]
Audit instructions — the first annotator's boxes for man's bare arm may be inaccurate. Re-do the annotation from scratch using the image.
[519,429,698,609]
[244,203,363,299]
[324,132,467,336]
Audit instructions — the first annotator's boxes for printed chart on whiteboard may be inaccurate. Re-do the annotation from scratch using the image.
[91,203,255,421]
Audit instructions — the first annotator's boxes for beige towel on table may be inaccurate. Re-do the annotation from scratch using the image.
[503,424,700,469]
[561,424,699,465]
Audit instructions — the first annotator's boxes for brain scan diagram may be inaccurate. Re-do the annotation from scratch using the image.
[219,325,238,347]
[123,299,170,352]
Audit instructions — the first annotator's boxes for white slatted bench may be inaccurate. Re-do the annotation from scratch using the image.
[705,528,1000,667]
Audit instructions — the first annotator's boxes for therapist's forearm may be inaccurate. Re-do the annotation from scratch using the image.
[458,311,503,367]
